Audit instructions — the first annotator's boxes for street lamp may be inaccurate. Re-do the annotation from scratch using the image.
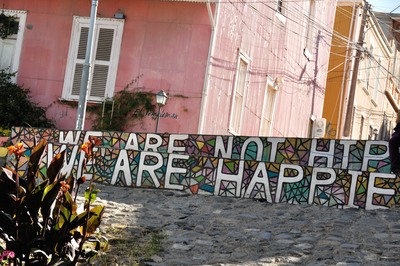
[155,90,168,133]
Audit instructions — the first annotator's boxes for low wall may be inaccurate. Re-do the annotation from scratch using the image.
[11,127,391,172]
[8,127,399,210]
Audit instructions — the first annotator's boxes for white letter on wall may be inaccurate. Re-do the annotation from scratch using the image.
[168,134,188,153]
[308,139,335,168]
[308,167,336,204]
[125,133,139,150]
[267,137,285,162]
[241,138,263,161]
[165,153,189,190]
[243,162,272,202]
[144,134,163,152]
[366,172,396,210]
[214,159,244,197]
[137,151,162,188]
[214,136,233,158]
[276,164,304,203]
[339,140,357,169]
[111,150,132,186]
[362,141,389,171]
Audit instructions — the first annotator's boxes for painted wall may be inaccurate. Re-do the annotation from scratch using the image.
[3,0,338,138]
[352,11,394,140]
[323,4,358,139]
[324,2,398,140]
[9,127,398,210]
[2,0,211,133]
[201,0,336,137]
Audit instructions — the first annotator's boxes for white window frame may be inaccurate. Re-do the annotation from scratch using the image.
[277,0,284,13]
[0,9,27,81]
[359,113,365,140]
[365,44,373,93]
[229,52,250,135]
[259,77,278,136]
[373,57,381,102]
[276,0,286,24]
[303,0,315,61]
[62,16,124,102]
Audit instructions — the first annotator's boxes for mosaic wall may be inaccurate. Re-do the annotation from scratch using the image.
[27,143,400,210]
[11,127,391,172]
[8,127,398,210]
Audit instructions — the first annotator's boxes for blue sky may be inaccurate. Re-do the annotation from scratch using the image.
[367,0,400,13]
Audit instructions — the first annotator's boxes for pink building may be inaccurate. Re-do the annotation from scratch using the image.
[1,0,336,137]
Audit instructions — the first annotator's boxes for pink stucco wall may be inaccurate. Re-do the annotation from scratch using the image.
[4,0,336,137]
[4,0,211,133]
[201,1,336,137]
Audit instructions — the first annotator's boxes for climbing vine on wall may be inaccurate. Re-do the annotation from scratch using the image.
[88,76,156,131]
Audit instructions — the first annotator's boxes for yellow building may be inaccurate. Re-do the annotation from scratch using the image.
[323,0,400,140]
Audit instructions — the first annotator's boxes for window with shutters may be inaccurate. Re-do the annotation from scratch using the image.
[229,53,249,134]
[62,16,124,102]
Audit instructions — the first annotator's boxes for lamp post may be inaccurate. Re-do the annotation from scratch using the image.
[155,90,168,133]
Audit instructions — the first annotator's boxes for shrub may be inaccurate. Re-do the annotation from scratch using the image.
[0,137,107,265]
[0,70,54,130]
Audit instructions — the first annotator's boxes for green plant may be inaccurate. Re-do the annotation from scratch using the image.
[0,128,10,137]
[0,13,17,39]
[88,76,156,131]
[0,70,55,131]
[0,137,106,265]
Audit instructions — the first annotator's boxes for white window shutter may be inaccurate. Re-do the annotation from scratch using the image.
[91,28,114,98]
[71,27,114,98]
[62,17,124,102]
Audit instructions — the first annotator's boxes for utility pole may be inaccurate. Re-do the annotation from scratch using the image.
[343,2,369,137]
[75,0,99,130]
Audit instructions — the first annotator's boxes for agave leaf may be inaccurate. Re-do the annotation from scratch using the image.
[86,205,105,234]
[24,179,48,219]
[47,150,65,184]
[58,204,71,230]
[85,249,99,264]
[63,190,74,210]
[0,169,17,199]
[68,211,88,231]
[0,210,16,237]
[0,193,18,216]
[1,167,15,183]
[84,188,100,204]
[26,139,47,193]
[40,179,62,220]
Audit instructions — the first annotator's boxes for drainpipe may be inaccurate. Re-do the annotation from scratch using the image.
[198,0,218,134]
[76,0,98,130]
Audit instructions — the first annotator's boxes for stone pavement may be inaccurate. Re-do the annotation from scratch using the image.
[90,182,400,266]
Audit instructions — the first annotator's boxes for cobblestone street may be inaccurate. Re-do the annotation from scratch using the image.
[91,183,400,266]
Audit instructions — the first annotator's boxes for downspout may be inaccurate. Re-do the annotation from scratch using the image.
[198,0,218,134]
